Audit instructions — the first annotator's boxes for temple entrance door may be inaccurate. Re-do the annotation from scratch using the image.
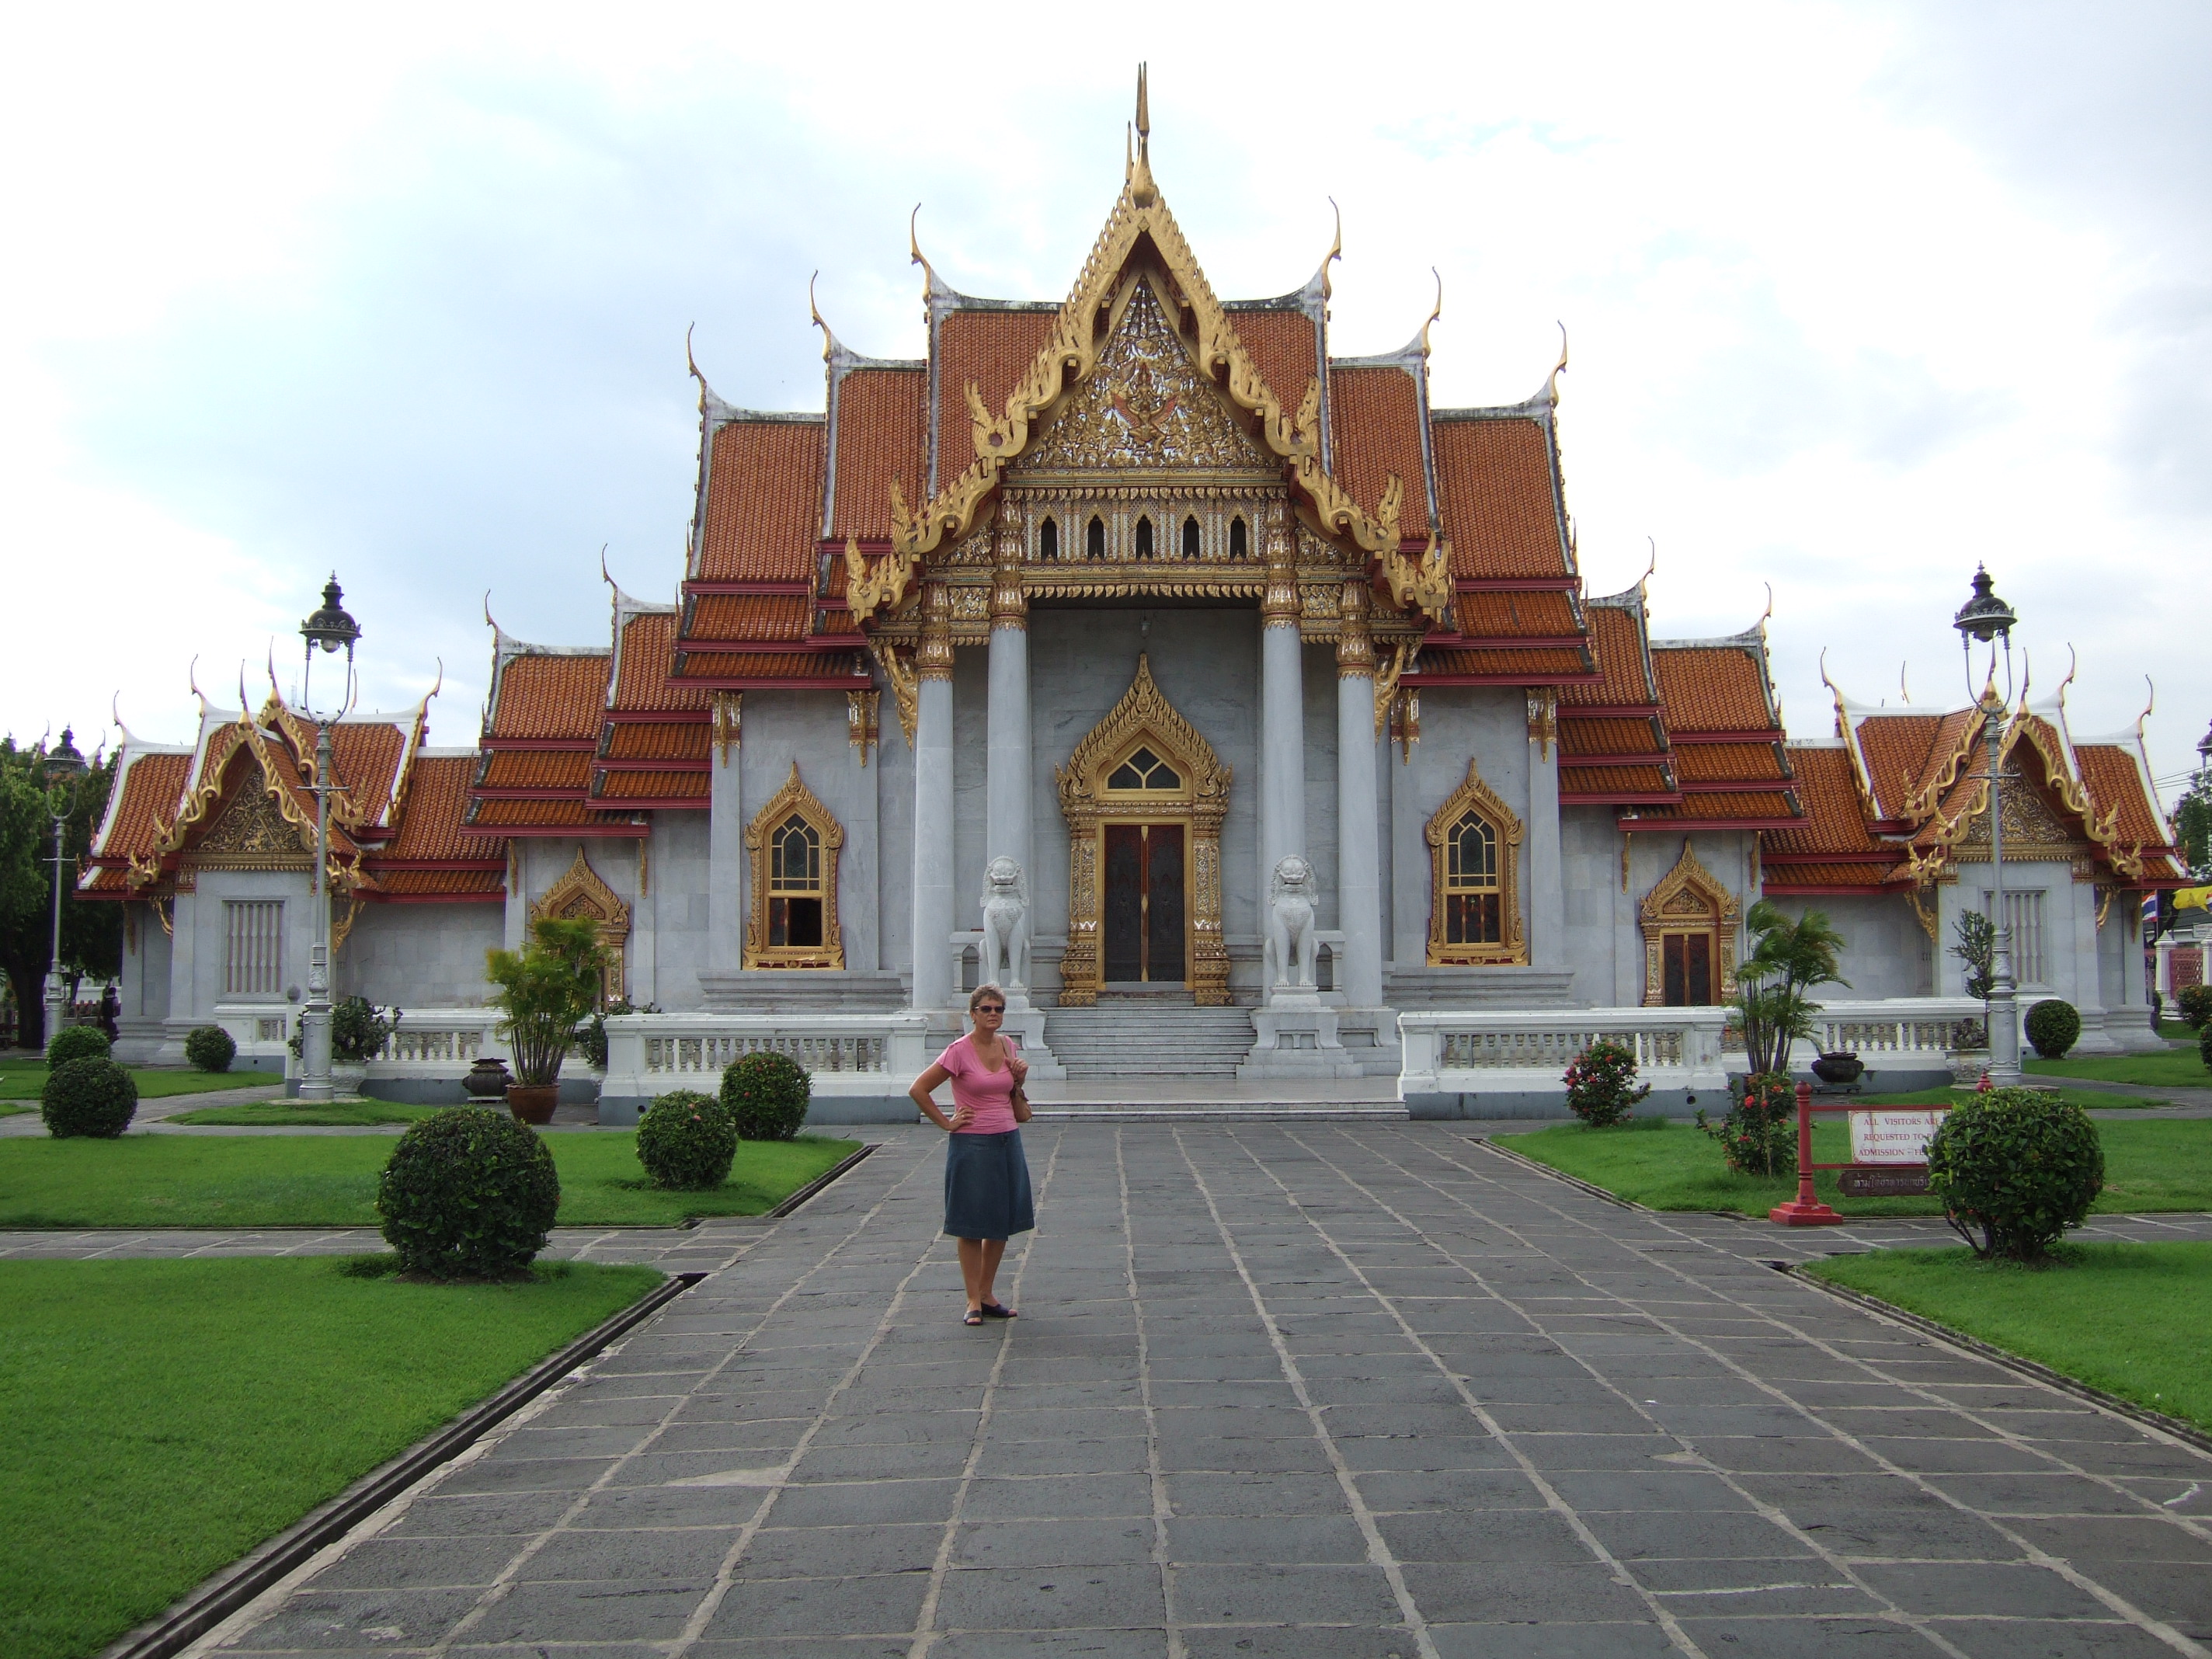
[1102,823,1186,983]
[1661,928,1715,1006]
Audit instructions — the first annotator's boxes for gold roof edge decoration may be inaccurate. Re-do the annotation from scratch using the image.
[885,71,1421,611]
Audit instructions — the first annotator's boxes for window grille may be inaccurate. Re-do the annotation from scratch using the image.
[1442,812,1502,945]
[224,901,284,996]
[1988,889,2047,984]
[769,815,826,948]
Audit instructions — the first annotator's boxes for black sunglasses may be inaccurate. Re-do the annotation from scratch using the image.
[976,1003,1005,1014]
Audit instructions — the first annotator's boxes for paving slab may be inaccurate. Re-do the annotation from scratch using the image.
[110,1121,2212,1656]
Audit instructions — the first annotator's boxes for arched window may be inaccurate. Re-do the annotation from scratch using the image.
[1424,760,1526,965]
[1038,516,1059,561]
[1443,813,1501,945]
[1107,744,1183,792]
[1087,515,1106,559]
[1181,515,1202,558]
[1229,516,1248,559]
[768,816,823,948]
[744,763,845,969]
[1135,516,1153,559]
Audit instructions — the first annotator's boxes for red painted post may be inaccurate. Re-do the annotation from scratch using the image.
[1769,1079,1843,1226]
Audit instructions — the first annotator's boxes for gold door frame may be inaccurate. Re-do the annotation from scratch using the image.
[1055,655,1230,1005]
[1639,840,1740,1006]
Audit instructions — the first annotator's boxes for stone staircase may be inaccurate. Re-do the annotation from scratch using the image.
[1044,1002,1257,1080]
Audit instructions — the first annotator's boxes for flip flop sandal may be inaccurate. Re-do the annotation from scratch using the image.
[979,1303,1017,1320]
[962,1309,985,1327]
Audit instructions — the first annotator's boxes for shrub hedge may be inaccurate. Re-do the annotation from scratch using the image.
[1561,1038,1650,1127]
[2023,999,2081,1060]
[2200,1024,2212,1073]
[1925,1087,2102,1261]
[45,1025,111,1067]
[41,1057,138,1138]
[2177,984,2212,1030]
[720,1052,809,1141]
[183,1024,238,1073]
[375,1108,561,1278]
[636,1089,737,1189]
[1696,1072,1796,1177]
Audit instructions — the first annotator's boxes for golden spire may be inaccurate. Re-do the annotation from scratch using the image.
[1129,64,1156,207]
[909,202,938,310]
[1418,268,1442,359]
[808,272,836,363]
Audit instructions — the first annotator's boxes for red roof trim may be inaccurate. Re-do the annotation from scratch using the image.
[1558,752,1674,768]
[594,759,711,774]
[477,737,597,753]
[682,580,815,596]
[363,858,506,872]
[1561,704,1663,719]
[1560,791,1682,805]
[1671,729,1787,746]
[469,787,590,802]
[1405,670,1605,687]
[1622,813,1803,830]
[372,892,507,904]
[459,823,648,839]
[1452,579,1581,593]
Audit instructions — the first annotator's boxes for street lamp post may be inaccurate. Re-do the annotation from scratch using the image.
[39,729,87,1056]
[297,576,361,1103]
[1953,565,2022,1086]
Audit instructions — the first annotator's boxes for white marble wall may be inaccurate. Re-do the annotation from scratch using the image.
[1762,892,1932,1002]
[340,903,503,1009]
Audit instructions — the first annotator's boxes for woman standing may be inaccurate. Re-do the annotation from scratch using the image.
[909,984,1034,1326]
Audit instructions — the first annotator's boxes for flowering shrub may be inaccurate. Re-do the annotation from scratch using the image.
[1696,1072,1796,1177]
[1561,1038,1650,1128]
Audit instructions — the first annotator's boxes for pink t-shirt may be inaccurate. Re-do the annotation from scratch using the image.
[937,1033,1022,1135]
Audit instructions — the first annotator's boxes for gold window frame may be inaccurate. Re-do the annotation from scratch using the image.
[1425,759,1528,965]
[743,763,846,970]
[530,847,632,1003]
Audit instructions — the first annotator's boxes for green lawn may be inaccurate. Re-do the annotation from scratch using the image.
[165,1101,443,1127]
[1497,1115,2212,1218]
[0,1256,662,1659]
[0,1062,284,1101]
[1809,1243,2212,1434]
[2028,1049,2210,1089]
[0,1132,861,1228]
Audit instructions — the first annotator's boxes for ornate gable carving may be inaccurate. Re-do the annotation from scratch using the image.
[192,764,310,864]
[1018,277,1273,477]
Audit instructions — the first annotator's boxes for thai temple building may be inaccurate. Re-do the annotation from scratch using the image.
[78,85,2186,1106]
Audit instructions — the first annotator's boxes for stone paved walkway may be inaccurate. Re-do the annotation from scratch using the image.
[141,1123,2212,1657]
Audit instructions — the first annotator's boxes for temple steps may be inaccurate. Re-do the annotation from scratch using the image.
[1042,1006,1257,1079]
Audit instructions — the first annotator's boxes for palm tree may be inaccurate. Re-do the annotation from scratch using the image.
[1734,900,1850,1077]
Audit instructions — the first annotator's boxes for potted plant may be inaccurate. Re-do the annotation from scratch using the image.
[485,917,607,1125]
[1948,910,1995,1081]
[285,996,400,1097]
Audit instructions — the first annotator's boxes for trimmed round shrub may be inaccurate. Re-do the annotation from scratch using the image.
[376,1108,561,1278]
[720,1052,810,1142]
[636,1089,737,1190]
[41,1057,137,1138]
[1925,1087,2102,1261]
[2198,1023,2212,1073]
[183,1024,237,1073]
[45,1024,111,1067]
[2177,983,2212,1030]
[2023,999,2081,1060]
[1561,1038,1651,1128]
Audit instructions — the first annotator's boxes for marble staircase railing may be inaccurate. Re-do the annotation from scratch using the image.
[1398,1007,1730,1105]
[597,1010,933,1125]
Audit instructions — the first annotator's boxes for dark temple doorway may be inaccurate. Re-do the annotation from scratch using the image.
[1103,823,1186,983]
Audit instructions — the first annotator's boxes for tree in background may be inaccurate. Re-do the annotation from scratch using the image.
[0,737,120,1049]
[1732,900,1850,1076]
[2173,776,2212,882]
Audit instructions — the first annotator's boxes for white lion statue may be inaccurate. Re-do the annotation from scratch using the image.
[1264,854,1319,990]
[979,856,1029,990]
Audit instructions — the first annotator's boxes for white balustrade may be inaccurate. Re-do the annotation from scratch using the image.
[1798,998,1986,1063]
[1399,1007,1728,1102]
[600,1011,931,1108]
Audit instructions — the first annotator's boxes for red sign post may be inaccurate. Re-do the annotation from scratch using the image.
[1769,1080,1843,1226]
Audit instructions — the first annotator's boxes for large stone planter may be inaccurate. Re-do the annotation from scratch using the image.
[1811,1052,1863,1087]
[331,1062,368,1097]
[1947,1052,1991,1087]
[506,1083,558,1125]
[464,1057,513,1102]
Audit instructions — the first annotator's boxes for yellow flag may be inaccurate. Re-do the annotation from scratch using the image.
[2175,885,2212,912]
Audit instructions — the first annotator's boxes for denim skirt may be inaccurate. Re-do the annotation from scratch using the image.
[943,1129,1035,1240]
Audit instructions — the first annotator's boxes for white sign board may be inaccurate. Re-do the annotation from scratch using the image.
[1848,1108,1947,1166]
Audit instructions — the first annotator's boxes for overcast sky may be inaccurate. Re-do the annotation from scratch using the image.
[4,2,2205,797]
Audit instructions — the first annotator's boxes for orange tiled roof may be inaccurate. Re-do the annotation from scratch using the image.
[1559,603,1658,709]
[463,797,642,832]
[1559,716,1668,760]
[377,756,489,863]
[1763,746,1897,859]
[1452,590,1584,642]
[370,868,506,899]
[601,723,711,763]
[610,611,713,713]
[672,650,872,683]
[1407,646,1591,682]
[1622,790,1801,826]
[1847,711,1948,822]
[478,750,592,791]
[683,594,814,644]
[1230,308,1317,419]
[1430,416,1570,581]
[91,750,190,864]
[1328,366,1428,536]
[694,418,826,582]
[936,310,1056,490]
[1762,861,1904,890]
[593,769,711,803]
[485,649,610,742]
[830,367,927,541]
[1675,743,1789,784]
[1650,642,1778,735]
[1560,765,1677,798]
[2078,743,2174,858]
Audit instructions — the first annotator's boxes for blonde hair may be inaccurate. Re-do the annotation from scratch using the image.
[969,983,1007,1014]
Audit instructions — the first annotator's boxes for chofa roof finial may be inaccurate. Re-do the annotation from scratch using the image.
[809,272,836,363]
[1129,64,1156,207]
[1419,268,1443,360]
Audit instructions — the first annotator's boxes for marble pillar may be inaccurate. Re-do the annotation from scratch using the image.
[1525,690,1564,968]
[1336,582,1385,1007]
[706,693,743,973]
[1258,504,1306,909]
[986,519,1031,920]
[910,580,956,1012]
